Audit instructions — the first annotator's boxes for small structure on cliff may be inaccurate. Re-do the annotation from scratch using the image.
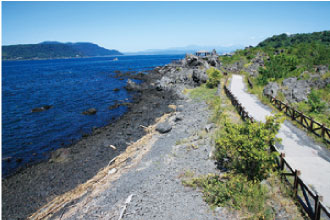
[195,50,211,57]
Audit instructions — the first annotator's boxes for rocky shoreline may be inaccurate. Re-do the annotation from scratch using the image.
[2,53,220,219]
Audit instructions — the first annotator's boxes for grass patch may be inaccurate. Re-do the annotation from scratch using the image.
[183,173,274,219]
[188,84,218,102]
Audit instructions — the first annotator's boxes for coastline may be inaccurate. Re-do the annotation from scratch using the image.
[2,66,180,219]
[2,53,217,219]
[2,54,124,62]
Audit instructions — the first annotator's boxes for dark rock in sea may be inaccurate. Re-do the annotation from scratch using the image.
[3,157,12,163]
[82,108,97,115]
[156,121,172,133]
[125,79,139,91]
[82,133,89,138]
[113,88,120,92]
[31,105,53,113]
[109,102,132,110]
[16,158,23,163]
[109,103,120,110]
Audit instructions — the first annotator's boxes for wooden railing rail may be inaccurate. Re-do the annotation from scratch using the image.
[246,77,330,144]
[223,78,330,220]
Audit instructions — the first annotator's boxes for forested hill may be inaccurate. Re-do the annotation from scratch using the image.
[218,30,330,127]
[2,42,123,60]
[257,30,330,48]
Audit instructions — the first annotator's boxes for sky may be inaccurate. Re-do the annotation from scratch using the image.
[2,1,330,52]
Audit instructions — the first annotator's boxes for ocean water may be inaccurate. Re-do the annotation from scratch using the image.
[2,54,184,177]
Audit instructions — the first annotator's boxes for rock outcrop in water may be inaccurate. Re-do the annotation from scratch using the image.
[82,108,97,115]
[31,105,53,113]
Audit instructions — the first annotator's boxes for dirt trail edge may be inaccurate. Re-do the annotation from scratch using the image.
[30,98,235,220]
[230,74,330,208]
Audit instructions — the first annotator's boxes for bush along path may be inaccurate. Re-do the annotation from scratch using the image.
[183,80,305,220]
[230,74,330,211]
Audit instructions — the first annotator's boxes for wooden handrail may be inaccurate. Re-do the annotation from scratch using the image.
[223,78,330,219]
[247,78,329,143]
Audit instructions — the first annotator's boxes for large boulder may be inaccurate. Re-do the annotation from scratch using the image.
[185,54,209,69]
[185,54,199,67]
[282,78,311,103]
[192,69,208,85]
[207,57,219,67]
[292,80,310,102]
[308,78,330,89]
[156,121,172,133]
[263,82,279,97]
[282,77,297,88]
[315,65,329,75]
[155,76,173,91]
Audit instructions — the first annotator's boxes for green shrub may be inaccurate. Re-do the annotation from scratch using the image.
[206,67,222,88]
[257,54,298,85]
[308,89,326,113]
[183,173,274,219]
[215,114,283,181]
[188,84,218,102]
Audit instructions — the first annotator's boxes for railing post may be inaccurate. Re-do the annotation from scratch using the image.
[293,169,301,197]
[292,109,296,120]
[321,124,325,138]
[314,194,322,220]
[280,153,285,171]
[310,118,314,131]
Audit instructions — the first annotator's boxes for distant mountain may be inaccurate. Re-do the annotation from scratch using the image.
[2,42,123,60]
[125,44,244,55]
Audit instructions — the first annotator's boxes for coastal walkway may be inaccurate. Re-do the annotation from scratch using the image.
[229,74,330,208]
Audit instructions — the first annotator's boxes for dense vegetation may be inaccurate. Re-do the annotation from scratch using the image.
[220,30,330,127]
[2,42,122,60]
[257,31,330,48]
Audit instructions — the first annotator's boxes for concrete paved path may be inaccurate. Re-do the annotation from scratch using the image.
[230,74,330,208]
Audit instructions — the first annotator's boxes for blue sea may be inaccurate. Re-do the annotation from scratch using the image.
[2,54,184,177]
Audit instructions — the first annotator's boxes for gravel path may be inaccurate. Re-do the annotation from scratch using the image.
[47,99,235,220]
[230,74,330,207]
